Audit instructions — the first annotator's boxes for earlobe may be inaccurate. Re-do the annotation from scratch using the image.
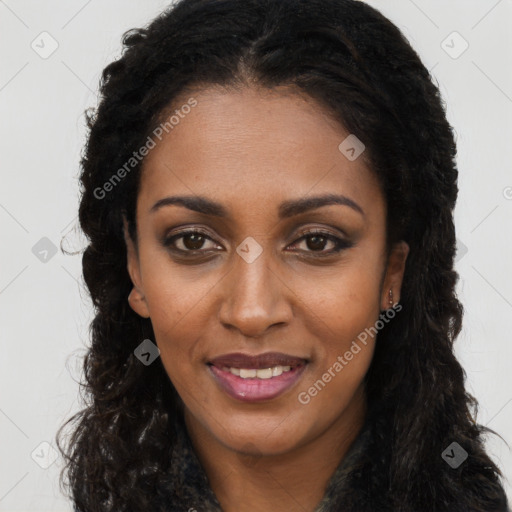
[128,287,151,319]
[381,241,409,311]
[123,216,150,319]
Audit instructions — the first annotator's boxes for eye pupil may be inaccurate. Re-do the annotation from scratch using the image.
[306,235,327,251]
[183,233,205,250]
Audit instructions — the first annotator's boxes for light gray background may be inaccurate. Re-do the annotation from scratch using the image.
[1,0,511,510]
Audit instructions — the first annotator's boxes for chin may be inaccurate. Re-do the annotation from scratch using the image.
[207,408,315,456]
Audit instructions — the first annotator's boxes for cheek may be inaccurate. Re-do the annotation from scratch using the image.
[298,282,379,413]
[146,294,202,403]
[139,244,214,331]
[297,257,382,395]
[144,283,201,363]
[136,256,202,365]
[303,259,383,338]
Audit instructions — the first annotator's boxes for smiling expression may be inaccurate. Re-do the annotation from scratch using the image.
[124,84,409,455]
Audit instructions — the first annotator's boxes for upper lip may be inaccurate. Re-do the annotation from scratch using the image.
[208,352,308,369]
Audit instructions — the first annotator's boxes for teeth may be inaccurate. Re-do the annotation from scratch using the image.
[221,365,294,379]
[255,368,273,379]
[239,368,257,378]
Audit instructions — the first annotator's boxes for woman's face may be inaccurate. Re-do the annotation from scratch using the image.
[125,85,408,456]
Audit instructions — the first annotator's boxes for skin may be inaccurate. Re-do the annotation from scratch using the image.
[124,85,409,512]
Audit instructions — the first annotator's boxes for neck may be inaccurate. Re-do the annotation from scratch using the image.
[184,384,367,512]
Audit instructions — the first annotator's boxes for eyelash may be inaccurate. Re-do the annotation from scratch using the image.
[163,228,353,258]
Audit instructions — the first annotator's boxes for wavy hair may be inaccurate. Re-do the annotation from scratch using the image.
[56,0,509,510]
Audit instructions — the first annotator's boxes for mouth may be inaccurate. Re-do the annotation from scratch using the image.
[207,352,309,402]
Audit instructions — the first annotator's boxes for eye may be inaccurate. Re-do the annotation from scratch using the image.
[164,229,220,253]
[162,227,353,256]
[287,228,353,255]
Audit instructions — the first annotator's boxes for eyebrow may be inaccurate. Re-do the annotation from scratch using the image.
[150,193,365,219]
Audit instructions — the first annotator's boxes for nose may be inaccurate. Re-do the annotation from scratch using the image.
[218,247,293,338]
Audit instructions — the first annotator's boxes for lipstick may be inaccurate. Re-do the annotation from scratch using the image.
[207,352,308,402]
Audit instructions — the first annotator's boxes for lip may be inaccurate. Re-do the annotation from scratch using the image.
[207,360,308,403]
[208,351,308,369]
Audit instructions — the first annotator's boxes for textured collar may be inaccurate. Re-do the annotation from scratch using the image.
[154,413,375,512]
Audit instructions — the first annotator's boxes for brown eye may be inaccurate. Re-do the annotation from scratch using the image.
[181,232,207,251]
[164,229,220,253]
[163,228,353,258]
[303,234,331,252]
[289,229,354,256]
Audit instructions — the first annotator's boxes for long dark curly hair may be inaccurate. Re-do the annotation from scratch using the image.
[56,0,509,510]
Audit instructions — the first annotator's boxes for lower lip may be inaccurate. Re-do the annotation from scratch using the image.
[208,364,307,402]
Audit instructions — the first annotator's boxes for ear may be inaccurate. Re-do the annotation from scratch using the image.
[123,216,150,319]
[380,240,409,311]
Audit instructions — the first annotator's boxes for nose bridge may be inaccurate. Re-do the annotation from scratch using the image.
[219,242,291,335]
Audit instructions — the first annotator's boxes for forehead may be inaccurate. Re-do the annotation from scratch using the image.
[138,85,384,219]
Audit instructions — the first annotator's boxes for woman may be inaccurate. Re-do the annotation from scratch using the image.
[56,0,510,510]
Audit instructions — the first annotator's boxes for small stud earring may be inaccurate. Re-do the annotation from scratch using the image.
[389,289,393,307]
